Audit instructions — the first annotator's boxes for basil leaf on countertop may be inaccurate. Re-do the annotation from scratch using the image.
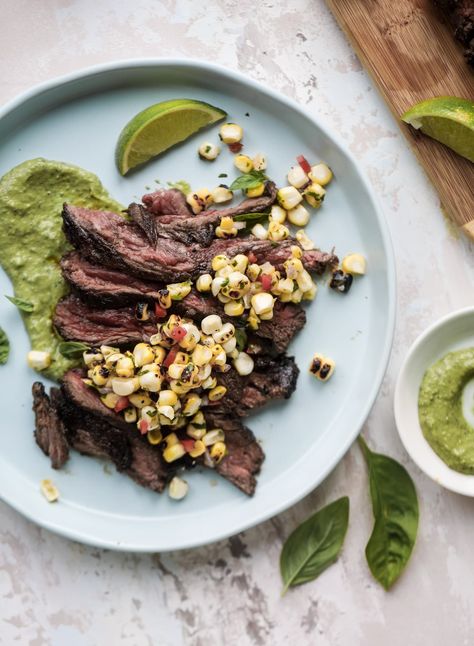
[230,170,267,191]
[58,341,90,359]
[0,327,10,365]
[358,436,419,590]
[280,496,349,594]
[5,295,34,312]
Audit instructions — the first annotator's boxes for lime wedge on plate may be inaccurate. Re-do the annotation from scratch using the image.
[402,97,474,163]
[116,99,227,175]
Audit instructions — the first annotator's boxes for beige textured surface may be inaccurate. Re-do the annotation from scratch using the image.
[1,1,474,644]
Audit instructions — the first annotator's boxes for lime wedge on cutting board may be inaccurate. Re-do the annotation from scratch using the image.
[401,97,474,163]
[116,99,227,175]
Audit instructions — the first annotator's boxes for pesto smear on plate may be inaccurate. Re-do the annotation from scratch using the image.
[0,159,122,380]
[418,347,474,474]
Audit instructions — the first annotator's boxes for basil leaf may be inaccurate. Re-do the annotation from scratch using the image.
[235,328,247,352]
[233,211,269,223]
[280,496,349,594]
[5,295,34,312]
[167,180,191,195]
[0,327,10,365]
[358,436,419,590]
[230,170,267,191]
[58,341,90,359]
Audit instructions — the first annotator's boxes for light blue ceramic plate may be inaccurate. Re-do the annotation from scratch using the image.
[0,60,395,551]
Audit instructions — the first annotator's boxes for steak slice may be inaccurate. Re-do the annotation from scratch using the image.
[32,382,69,469]
[62,203,337,282]
[204,412,264,496]
[54,295,158,346]
[142,188,191,216]
[208,354,299,417]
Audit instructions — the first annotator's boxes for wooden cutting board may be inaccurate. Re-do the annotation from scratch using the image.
[325,0,474,239]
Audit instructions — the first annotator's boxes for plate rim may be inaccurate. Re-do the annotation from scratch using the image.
[0,57,396,551]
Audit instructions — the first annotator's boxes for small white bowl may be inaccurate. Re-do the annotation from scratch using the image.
[394,306,474,496]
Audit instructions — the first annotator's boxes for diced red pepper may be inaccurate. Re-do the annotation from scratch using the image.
[139,419,150,435]
[228,142,243,153]
[297,155,311,174]
[181,439,195,453]
[171,325,187,341]
[114,396,129,413]
[248,251,257,264]
[154,303,167,318]
[261,274,272,291]
[163,347,178,368]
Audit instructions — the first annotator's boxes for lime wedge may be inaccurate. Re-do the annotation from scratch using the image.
[116,99,227,175]
[402,97,474,163]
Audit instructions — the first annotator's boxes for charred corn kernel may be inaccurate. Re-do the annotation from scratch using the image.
[203,428,225,446]
[186,192,202,214]
[296,269,314,293]
[168,363,185,379]
[248,308,260,330]
[220,216,235,232]
[157,289,172,309]
[147,428,163,445]
[208,386,227,402]
[159,390,178,407]
[135,302,150,321]
[198,142,220,161]
[212,255,229,271]
[158,405,175,420]
[200,334,216,348]
[41,479,59,503]
[111,377,140,396]
[234,154,253,173]
[153,346,167,363]
[251,292,274,316]
[233,351,254,376]
[304,282,318,300]
[100,345,119,359]
[27,350,51,371]
[138,370,162,392]
[251,223,268,240]
[149,332,163,346]
[219,122,243,144]
[168,476,189,500]
[310,354,335,381]
[278,187,303,211]
[222,336,237,353]
[189,440,206,458]
[167,281,192,301]
[210,344,226,366]
[182,393,202,416]
[115,356,135,378]
[224,300,245,317]
[124,407,138,423]
[213,322,235,344]
[342,253,366,275]
[309,163,333,186]
[129,392,153,408]
[192,344,213,367]
[163,443,186,463]
[100,392,120,409]
[304,182,326,208]
[246,183,265,198]
[268,220,289,241]
[247,263,261,281]
[253,153,267,171]
[202,375,217,390]
[179,323,201,351]
[287,165,309,189]
[270,205,287,224]
[288,204,310,227]
[284,257,304,278]
[91,364,110,386]
[201,314,223,335]
[211,185,233,203]
[295,229,315,250]
[210,441,227,463]
[133,343,154,367]
[216,224,237,239]
[83,349,103,367]
[196,273,213,292]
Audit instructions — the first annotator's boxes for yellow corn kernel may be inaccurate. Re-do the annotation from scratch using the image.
[303,182,326,208]
[212,255,229,271]
[234,154,253,173]
[115,356,135,378]
[192,344,213,367]
[295,229,315,251]
[219,123,243,144]
[210,441,227,464]
[202,375,217,390]
[100,392,121,409]
[91,364,110,386]
[40,479,59,503]
[303,282,318,301]
[154,347,167,364]
[182,393,202,416]
[208,386,227,402]
[159,390,178,407]
[163,443,186,463]
[220,216,235,232]
[196,273,213,292]
[224,300,245,317]
[291,245,303,259]
[342,253,367,276]
[163,432,179,447]
[133,343,155,367]
[267,220,289,242]
[174,351,189,365]
[147,428,163,445]
[100,345,120,359]
[246,263,261,282]
[124,407,138,423]
[309,163,333,186]
[189,440,206,458]
[246,183,265,198]
[247,308,260,330]
[284,257,304,278]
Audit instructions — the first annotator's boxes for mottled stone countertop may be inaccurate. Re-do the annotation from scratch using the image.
[1,1,474,644]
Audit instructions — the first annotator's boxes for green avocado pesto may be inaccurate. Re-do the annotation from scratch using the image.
[418,347,474,474]
[0,159,123,381]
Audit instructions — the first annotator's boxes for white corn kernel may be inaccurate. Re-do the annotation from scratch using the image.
[202,375,217,390]
[304,282,318,301]
[251,292,274,316]
[224,300,245,317]
[291,288,304,304]
[115,356,135,378]
[198,363,212,381]
[222,336,237,354]
[253,153,267,171]
[124,407,138,423]
[287,165,309,189]
[149,332,163,346]
[211,185,233,203]
[167,281,192,301]
[201,314,223,335]
[179,323,201,351]
[203,428,225,446]
[267,221,289,242]
[233,352,254,376]
[219,123,243,144]
[158,405,175,420]
[192,344,213,366]
[139,370,163,392]
[270,205,287,224]
[309,163,333,186]
[141,405,159,430]
[277,186,303,210]
[212,277,227,298]
[276,277,294,295]
[27,350,51,371]
[231,254,249,273]
[246,183,265,198]
[304,182,326,208]
[167,363,185,380]
[211,255,229,271]
[251,223,268,240]
[41,479,59,503]
[234,154,253,173]
[213,322,235,344]
[287,204,310,227]
[133,343,155,367]
[196,273,213,292]
[154,347,167,363]
[129,392,153,408]
[247,263,261,281]
[83,349,103,367]
[186,188,212,214]
[111,377,140,397]
[296,269,314,293]
[159,390,178,407]
[295,229,315,250]
[100,345,119,359]
[168,476,189,500]
[198,142,220,161]
[342,253,367,275]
